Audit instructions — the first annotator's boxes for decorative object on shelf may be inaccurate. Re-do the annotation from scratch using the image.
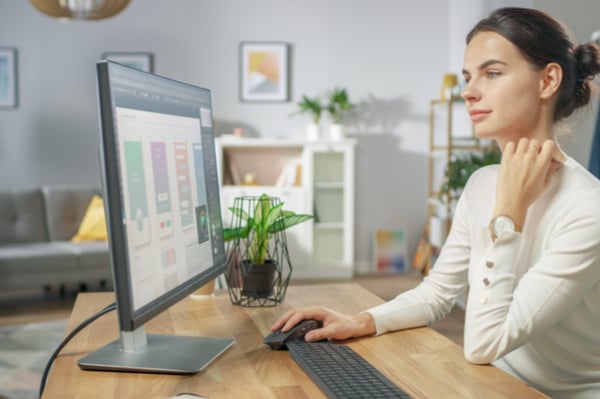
[326,86,354,140]
[102,52,154,73]
[239,42,290,102]
[223,194,312,307]
[440,73,459,102]
[0,47,18,109]
[291,94,324,141]
[374,229,407,273]
[30,0,130,20]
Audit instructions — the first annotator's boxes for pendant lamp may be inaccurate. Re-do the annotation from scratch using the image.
[30,0,130,20]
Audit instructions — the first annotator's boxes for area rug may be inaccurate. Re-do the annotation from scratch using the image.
[0,319,67,399]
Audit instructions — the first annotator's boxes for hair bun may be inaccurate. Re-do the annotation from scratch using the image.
[574,42,600,81]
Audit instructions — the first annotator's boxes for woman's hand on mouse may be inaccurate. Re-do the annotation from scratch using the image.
[271,306,376,342]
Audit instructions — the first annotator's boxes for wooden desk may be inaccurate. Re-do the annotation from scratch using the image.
[44,284,548,399]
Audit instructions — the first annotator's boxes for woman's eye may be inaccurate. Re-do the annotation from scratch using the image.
[487,71,501,79]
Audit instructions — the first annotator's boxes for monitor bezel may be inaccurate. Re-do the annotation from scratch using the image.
[96,60,227,332]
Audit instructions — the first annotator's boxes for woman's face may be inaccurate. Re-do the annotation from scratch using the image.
[462,31,547,145]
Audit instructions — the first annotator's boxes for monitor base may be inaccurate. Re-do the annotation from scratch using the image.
[78,333,234,374]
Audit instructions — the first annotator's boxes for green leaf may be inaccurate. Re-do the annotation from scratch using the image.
[223,193,313,264]
[223,223,251,241]
[263,202,285,230]
[228,206,249,221]
[268,214,313,234]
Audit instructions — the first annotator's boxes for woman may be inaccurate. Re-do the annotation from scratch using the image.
[272,7,600,398]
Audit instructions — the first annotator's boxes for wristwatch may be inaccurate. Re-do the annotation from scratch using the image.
[489,215,520,241]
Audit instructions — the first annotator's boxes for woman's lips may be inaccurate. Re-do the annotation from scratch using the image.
[469,109,491,122]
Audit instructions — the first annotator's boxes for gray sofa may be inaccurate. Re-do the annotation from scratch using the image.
[0,186,112,293]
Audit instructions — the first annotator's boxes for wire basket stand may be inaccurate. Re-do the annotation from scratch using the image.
[224,195,292,307]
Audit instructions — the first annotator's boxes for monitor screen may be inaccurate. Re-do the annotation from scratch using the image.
[78,61,233,374]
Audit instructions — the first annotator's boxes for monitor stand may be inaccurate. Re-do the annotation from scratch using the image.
[78,326,234,374]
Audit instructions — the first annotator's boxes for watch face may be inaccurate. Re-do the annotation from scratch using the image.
[494,216,515,234]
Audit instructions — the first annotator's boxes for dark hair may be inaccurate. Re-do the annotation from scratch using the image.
[467,7,600,122]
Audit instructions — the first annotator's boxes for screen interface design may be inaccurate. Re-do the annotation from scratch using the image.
[113,75,219,312]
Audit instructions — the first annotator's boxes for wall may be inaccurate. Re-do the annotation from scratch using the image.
[1,0,599,271]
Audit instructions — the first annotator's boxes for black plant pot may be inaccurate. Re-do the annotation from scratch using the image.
[241,260,277,298]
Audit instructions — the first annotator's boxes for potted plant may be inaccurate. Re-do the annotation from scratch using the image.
[438,145,501,200]
[429,145,501,250]
[326,87,354,140]
[223,194,313,304]
[292,95,324,141]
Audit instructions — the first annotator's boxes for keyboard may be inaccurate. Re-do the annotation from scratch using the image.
[286,341,412,399]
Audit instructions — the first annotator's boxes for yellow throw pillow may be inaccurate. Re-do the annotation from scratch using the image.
[71,195,108,242]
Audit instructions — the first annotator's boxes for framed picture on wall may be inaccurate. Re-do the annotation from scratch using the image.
[102,52,154,73]
[0,47,18,109]
[239,42,290,102]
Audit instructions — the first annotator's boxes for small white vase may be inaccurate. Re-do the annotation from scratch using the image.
[306,123,320,141]
[330,123,344,141]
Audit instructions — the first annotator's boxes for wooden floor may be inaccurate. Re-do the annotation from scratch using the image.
[0,273,464,345]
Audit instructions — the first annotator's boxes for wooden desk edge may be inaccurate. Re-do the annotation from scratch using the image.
[45,283,549,399]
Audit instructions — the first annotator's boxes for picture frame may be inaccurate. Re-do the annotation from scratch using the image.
[374,229,408,273]
[102,52,154,73]
[0,47,18,109]
[239,42,290,102]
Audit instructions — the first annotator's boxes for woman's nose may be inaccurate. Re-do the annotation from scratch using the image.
[461,81,480,102]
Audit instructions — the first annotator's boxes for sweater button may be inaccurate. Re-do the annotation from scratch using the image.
[486,261,494,268]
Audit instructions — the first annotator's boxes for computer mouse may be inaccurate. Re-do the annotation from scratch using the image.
[263,319,322,350]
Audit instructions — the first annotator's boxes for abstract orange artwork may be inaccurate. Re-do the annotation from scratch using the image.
[240,42,289,102]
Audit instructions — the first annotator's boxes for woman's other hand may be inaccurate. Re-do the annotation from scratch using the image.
[494,138,562,226]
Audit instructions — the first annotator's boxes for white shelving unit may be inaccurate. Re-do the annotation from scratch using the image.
[215,136,356,279]
[426,98,485,272]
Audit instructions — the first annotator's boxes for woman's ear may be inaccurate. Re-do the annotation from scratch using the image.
[540,62,562,100]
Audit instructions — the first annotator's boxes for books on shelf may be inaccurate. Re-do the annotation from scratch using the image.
[275,158,302,187]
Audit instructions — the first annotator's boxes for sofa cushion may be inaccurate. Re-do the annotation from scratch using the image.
[71,195,108,242]
[0,188,48,244]
[0,242,112,289]
[0,242,78,274]
[56,241,111,269]
[42,186,101,241]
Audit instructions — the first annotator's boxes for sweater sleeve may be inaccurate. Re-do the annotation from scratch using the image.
[464,189,600,364]
[365,173,474,335]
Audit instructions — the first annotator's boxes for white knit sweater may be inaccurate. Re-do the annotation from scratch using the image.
[366,157,600,399]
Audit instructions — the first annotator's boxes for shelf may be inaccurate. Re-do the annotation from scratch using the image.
[314,182,344,189]
[425,97,485,273]
[314,222,345,229]
[314,152,344,183]
[216,137,356,278]
[431,144,481,151]
[314,190,344,224]
[313,229,344,263]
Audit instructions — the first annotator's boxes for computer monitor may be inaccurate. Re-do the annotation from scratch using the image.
[78,61,233,374]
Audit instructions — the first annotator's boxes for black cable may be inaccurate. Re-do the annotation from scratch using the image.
[38,302,117,398]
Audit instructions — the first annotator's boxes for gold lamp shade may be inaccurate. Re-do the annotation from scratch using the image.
[440,73,459,102]
[30,0,130,20]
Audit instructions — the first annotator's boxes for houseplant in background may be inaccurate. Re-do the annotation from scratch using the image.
[438,145,501,200]
[326,86,354,140]
[430,145,501,248]
[292,94,324,141]
[223,194,313,306]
